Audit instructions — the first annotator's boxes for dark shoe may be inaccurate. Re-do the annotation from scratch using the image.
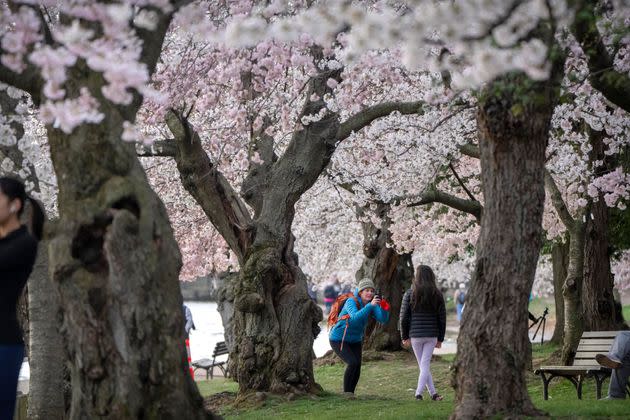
[342,392,356,400]
[431,393,443,401]
[415,394,423,400]
[596,354,622,369]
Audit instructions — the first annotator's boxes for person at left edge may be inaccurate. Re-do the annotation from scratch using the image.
[0,177,45,420]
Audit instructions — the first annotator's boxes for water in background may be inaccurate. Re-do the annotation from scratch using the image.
[186,301,332,360]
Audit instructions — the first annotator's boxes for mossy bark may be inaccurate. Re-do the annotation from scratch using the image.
[550,240,568,345]
[45,96,214,419]
[452,71,561,418]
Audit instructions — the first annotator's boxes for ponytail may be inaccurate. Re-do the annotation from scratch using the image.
[0,176,46,241]
[26,196,45,240]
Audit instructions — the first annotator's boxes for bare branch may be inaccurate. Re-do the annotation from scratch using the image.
[449,163,477,203]
[165,110,253,263]
[337,100,426,141]
[461,1,524,42]
[459,143,480,159]
[408,187,482,221]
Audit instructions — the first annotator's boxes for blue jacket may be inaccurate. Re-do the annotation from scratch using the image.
[329,288,390,343]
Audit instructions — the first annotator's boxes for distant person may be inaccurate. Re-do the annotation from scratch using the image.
[340,282,351,295]
[400,265,446,401]
[0,177,45,420]
[323,277,340,314]
[307,282,318,302]
[183,304,196,378]
[454,283,466,322]
[183,304,196,337]
[328,278,390,398]
[595,331,630,400]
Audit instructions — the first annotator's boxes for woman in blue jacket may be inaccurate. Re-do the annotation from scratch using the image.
[329,278,389,397]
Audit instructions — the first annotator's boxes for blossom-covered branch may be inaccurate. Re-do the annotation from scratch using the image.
[571,0,630,112]
[544,169,575,227]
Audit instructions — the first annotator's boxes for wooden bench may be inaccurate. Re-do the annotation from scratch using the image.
[192,341,229,380]
[534,331,629,400]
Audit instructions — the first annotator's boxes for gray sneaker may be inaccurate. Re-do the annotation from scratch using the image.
[595,354,622,369]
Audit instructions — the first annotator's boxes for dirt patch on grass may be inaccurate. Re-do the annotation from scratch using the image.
[315,349,415,367]
[203,391,237,413]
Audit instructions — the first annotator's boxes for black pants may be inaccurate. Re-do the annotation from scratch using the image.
[330,340,362,393]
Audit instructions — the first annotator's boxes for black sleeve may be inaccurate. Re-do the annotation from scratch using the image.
[0,231,37,273]
[399,290,411,340]
[437,294,446,342]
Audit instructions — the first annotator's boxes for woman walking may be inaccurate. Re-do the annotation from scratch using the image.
[400,265,446,401]
[328,278,390,398]
[0,177,45,419]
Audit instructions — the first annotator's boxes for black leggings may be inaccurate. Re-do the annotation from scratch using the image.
[330,340,362,393]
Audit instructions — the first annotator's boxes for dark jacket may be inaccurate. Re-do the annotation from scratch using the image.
[1,226,38,344]
[399,288,446,342]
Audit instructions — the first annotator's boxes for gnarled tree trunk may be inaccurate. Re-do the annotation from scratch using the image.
[582,131,625,331]
[550,239,568,344]
[162,55,425,393]
[356,203,412,351]
[452,72,561,418]
[560,219,586,365]
[1,85,67,419]
[27,242,67,419]
[47,108,211,419]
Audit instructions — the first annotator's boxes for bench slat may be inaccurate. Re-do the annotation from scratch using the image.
[575,351,608,359]
[581,331,622,338]
[573,359,602,366]
[577,344,614,352]
[577,339,617,345]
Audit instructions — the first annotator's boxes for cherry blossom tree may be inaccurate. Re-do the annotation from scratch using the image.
[1,82,66,419]
[1,2,215,418]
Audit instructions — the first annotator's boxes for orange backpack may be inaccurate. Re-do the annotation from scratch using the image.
[327,292,359,329]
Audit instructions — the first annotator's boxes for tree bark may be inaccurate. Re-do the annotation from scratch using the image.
[46,107,213,418]
[2,4,215,418]
[27,242,67,419]
[452,72,560,418]
[582,131,624,331]
[550,240,568,344]
[355,203,412,351]
[560,219,587,365]
[1,85,67,418]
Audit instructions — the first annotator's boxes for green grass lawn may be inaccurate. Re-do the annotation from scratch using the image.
[197,343,629,419]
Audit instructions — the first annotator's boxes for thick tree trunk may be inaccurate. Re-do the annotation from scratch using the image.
[452,73,559,418]
[560,221,586,365]
[582,131,623,331]
[550,240,568,344]
[582,195,619,330]
[356,203,412,351]
[27,243,66,419]
[46,111,213,419]
[215,271,238,354]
